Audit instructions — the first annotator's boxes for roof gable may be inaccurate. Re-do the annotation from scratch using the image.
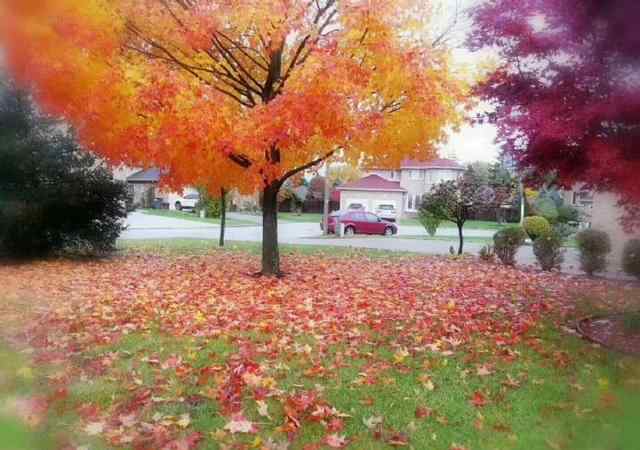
[337,174,407,192]
[401,158,464,170]
[126,168,161,183]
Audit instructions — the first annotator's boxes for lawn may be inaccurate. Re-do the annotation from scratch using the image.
[274,213,507,232]
[399,218,508,230]
[141,209,257,227]
[1,241,639,450]
[278,213,324,223]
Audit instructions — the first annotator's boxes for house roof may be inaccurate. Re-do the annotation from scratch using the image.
[126,168,161,183]
[400,158,465,170]
[337,175,407,192]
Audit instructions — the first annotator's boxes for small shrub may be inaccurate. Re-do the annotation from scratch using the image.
[553,223,576,240]
[493,225,527,266]
[575,229,611,275]
[419,212,440,237]
[523,216,552,240]
[533,230,565,271]
[479,245,496,263]
[557,204,581,224]
[622,239,640,280]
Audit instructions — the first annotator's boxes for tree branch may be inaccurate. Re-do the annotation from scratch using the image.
[277,149,336,187]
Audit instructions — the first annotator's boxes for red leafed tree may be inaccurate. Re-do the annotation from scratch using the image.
[0,0,465,275]
[469,0,640,230]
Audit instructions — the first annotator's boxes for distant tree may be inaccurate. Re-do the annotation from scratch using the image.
[0,85,127,257]
[419,173,490,255]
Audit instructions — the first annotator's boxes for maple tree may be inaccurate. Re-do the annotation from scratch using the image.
[0,0,465,275]
[469,0,640,231]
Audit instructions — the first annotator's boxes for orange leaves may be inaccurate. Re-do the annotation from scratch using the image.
[1,0,465,193]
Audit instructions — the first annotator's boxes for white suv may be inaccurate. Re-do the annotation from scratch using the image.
[173,192,200,211]
[374,204,397,221]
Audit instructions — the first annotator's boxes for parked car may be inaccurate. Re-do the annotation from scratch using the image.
[374,203,397,222]
[321,211,398,236]
[173,192,200,211]
[346,202,365,210]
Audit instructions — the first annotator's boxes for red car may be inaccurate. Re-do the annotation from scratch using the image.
[322,211,398,236]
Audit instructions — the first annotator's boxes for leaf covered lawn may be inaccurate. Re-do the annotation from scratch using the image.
[1,247,639,450]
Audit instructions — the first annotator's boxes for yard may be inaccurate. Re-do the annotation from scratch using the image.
[141,210,257,227]
[1,241,639,450]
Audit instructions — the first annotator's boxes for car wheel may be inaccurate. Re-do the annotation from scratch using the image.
[344,226,356,237]
[384,227,394,236]
[175,201,182,211]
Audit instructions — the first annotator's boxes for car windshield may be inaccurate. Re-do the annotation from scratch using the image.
[377,205,395,210]
[184,194,200,200]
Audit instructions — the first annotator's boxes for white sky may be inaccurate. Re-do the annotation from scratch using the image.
[430,0,501,163]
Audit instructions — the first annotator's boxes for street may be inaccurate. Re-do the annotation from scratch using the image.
[119,211,596,275]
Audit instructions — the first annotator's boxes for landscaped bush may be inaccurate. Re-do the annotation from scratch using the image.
[419,212,440,237]
[553,223,576,240]
[557,204,581,224]
[493,225,527,266]
[622,239,640,280]
[533,197,559,223]
[197,195,223,218]
[575,229,612,276]
[533,230,565,271]
[0,87,127,258]
[523,215,552,240]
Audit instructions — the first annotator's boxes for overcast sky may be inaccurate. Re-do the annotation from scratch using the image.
[429,0,501,163]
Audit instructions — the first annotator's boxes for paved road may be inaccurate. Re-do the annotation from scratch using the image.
[120,211,599,275]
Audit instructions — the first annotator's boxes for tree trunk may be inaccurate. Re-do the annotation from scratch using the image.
[261,183,280,276]
[219,187,226,247]
[457,223,464,255]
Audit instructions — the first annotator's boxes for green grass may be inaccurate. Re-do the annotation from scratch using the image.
[116,238,427,259]
[398,235,494,245]
[140,209,256,227]
[399,218,509,230]
[8,324,638,450]
[278,212,324,223]
[3,241,640,449]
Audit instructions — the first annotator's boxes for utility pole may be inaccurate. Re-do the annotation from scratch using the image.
[519,180,525,225]
[322,164,330,235]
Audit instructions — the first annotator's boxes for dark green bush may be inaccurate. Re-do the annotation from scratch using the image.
[575,229,611,275]
[557,204,581,224]
[533,230,565,271]
[493,225,527,266]
[0,87,127,258]
[533,197,559,223]
[622,239,640,280]
[523,215,552,240]
[419,212,440,237]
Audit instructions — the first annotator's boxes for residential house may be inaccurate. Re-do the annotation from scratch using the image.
[338,159,465,217]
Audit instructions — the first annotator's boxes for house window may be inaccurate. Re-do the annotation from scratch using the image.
[407,194,421,211]
[410,169,423,180]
